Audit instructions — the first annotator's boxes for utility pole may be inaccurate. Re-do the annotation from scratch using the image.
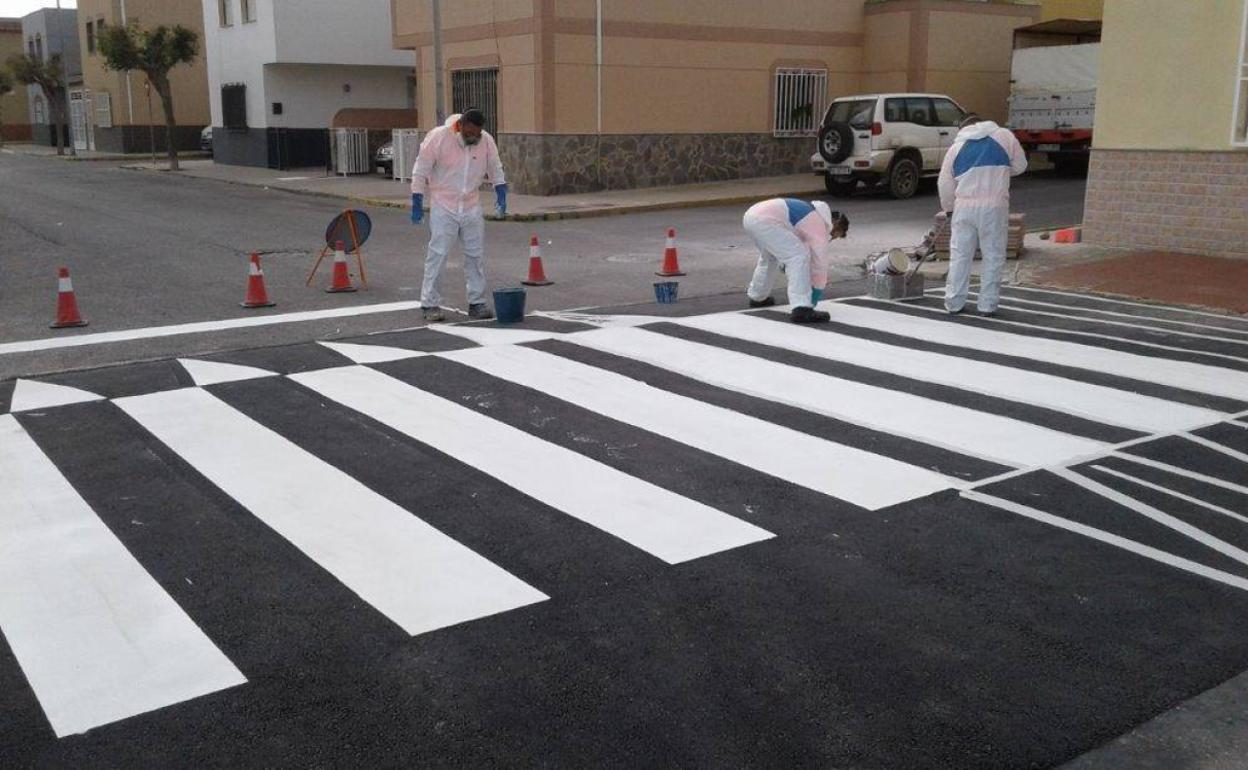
[55,0,75,155]
[432,0,445,124]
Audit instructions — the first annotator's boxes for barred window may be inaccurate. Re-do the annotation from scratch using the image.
[1234,0,1248,145]
[773,68,828,138]
[222,83,247,129]
[95,91,113,128]
[451,68,499,136]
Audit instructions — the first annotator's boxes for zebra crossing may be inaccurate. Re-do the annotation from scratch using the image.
[2,287,1247,750]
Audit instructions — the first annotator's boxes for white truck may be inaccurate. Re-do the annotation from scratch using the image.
[1007,20,1101,176]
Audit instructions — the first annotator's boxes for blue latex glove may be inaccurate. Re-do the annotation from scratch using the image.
[811,288,823,305]
[494,183,508,218]
[410,193,424,225]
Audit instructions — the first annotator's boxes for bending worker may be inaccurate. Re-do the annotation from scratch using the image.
[743,198,846,323]
[937,113,1027,315]
[410,108,508,322]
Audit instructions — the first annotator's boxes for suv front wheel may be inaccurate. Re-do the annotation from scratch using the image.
[887,157,920,199]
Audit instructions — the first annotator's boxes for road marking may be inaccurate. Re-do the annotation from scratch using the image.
[677,313,1222,434]
[441,344,955,510]
[429,325,562,346]
[963,489,1248,593]
[1088,464,1248,526]
[852,298,1248,364]
[177,358,277,387]
[960,292,1248,340]
[566,326,1104,469]
[1182,432,1248,464]
[291,365,774,564]
[1053,467,1248,567]
[1007,286,1248,326]
[114,387,547,636]
[1111,452,1248,497]
[8,379,104,412]
[0,301,426,357]
[824,303,1248,401]
[318,340,425,364]
[0,414,246,737]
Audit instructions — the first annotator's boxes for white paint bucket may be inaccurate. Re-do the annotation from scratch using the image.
[870,248,910,275]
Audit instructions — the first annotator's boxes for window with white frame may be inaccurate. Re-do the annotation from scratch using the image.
[218,0,233,27]
[773,68,828,138]
[33,97,46,125]
[241,0,256,23]
[95,91,113,128]
[1234,0,1248,145]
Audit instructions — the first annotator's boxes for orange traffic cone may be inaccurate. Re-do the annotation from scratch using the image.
[522,235,553,286]
[326,240,358,293]
[656,227,686,276]
[240,253,276,308]
[50,267,88,328]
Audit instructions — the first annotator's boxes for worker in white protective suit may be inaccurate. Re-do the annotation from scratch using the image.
[410,108,508,322]
[937,114,1027,315]
[742,198,846,324]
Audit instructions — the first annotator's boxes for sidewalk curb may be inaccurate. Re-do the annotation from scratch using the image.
[8,148,212,163]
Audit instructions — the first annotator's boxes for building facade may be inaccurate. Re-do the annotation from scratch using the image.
[19,7,81,148]
[1082,0,1248,259]
[0,19,34,143]
[389,0,1041,194]
[203,0,415,169]
[74,0,211,154]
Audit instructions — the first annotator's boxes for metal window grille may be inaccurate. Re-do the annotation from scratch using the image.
[773,68,827,138]
[222,83,247,129]
[95,90,112,128]
[33,98,46,125]
[1234,0,1248,145]
[392,128,422,183]
[331,128,370,175]
[451,68,499,136]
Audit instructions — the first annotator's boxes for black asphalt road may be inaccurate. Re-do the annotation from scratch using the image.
[0,151,1085,378]
[2,289,1247,767]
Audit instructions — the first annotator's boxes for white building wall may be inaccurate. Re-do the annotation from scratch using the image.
[263,64,412,127]
[271,0,410,67]
[202,0,278,129]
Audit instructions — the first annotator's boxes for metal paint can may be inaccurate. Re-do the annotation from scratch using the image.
[870,248,911,276]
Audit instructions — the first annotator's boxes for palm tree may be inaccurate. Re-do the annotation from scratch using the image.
[6,53,67,155]
[99,23,199,171]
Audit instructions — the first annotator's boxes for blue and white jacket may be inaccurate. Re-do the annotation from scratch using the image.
[938,120,1028,211]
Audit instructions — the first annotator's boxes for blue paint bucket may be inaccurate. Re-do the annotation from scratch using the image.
[654,281,679,304]
[492,287,526,323]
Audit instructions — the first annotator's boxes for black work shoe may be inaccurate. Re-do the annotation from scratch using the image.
[421,306,445,322]
[748,296,776,309]
[790,306,830,324]
[468,303,494,320]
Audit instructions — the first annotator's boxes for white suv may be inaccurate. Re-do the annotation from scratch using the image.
[810,93,968,199]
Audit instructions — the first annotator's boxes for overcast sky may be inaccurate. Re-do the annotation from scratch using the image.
[1,0,77,19]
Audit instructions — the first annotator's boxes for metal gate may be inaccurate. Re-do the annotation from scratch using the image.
[451,68,498,135]
[69,91,92,151]
[331,128,370,175]
[392,128,422,183]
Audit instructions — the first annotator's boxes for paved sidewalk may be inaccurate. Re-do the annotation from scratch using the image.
[2,143,211,163]
[120,158,827,221]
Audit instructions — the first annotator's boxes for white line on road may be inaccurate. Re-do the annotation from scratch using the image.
[1111,452,1248,497]
[0,414,246,737]
[0,301,426,357]
[440,344,955,509]
[958,292,1248,340]
[291,365,774,564]
[115,387,548,636]
[1088,464,1248,526]
[1006,286,1248,326]
[1182,432,1248,464]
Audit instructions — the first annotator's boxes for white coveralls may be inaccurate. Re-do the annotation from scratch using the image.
[937,120,1027,313]
[410,114,507,308]
[743,198,834,309]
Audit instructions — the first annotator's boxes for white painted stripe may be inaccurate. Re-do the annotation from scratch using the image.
[441,344,954,509]
[291,365,773,563]
[1183,432,1248,464]
[1111,452,1248,497]
[851,298,1248,364]
[1088,465,1248,526]
[177,358,277,387]
[1053,467,1248,567]
[971,293,1248,340]
[0,414,245,737]
[114,388,547,636]
[963,490,1248,593]
[677,313,1221,434]
[318,340,425,364]
[1007,285,1248,326]
[824,303,1248,401]
[429,325,559,346]
[565,326,1103,468]
[9,379,104,412]
[0,301,426,357]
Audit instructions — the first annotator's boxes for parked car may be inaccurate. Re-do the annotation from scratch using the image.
[200,126,213,155]
[810,93,968,199]
[375,141,394,177]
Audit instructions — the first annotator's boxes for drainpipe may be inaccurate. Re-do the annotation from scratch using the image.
[120,0,134,124]
[596,0,602,188]
[432,0,445,124]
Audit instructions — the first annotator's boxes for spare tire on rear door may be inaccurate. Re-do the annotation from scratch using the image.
[818,122,855,164]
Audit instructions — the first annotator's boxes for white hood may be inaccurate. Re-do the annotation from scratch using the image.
[955,120,1001,143]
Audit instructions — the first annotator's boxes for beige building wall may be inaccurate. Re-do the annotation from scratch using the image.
[0,23,33,140]
[76,0,209,151]
[1038,0,1103,21]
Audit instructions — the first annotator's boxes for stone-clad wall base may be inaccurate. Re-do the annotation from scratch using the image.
[497,133,814,195]
[1083,149,1248,259]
